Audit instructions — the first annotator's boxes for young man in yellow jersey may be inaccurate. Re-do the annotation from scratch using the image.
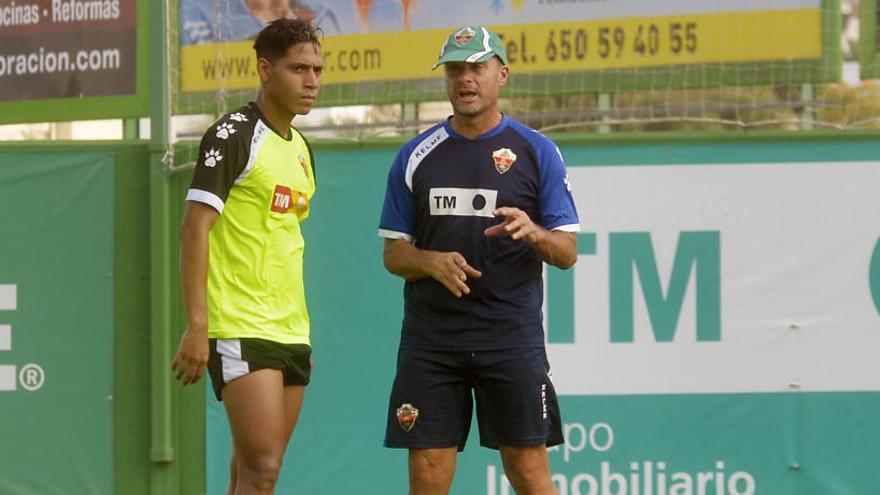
[171,18,322,495]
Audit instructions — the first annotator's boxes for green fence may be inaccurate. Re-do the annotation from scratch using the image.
[0,143,202,495]
[1,133,879,494]
[199,134,880,494]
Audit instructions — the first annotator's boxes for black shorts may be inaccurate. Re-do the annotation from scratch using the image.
[207,338,311,401]
[384,347,563,451]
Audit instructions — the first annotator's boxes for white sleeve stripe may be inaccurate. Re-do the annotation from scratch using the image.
[186,189,225,214]
[378,229,413,242]
[552,223,581,232]
[405,126,449,192]
[234,120,270,185]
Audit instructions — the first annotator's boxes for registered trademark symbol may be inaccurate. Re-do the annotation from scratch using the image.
[19,364,45,391]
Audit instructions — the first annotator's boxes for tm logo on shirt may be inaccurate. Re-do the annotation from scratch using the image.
[271,184,307,214]
[429,187,498,218]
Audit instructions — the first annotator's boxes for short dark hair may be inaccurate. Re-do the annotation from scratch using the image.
[253,18,321,64]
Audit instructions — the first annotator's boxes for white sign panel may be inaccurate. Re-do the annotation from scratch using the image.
[550,162,880,395]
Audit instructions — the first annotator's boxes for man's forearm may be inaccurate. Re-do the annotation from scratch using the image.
[383,239,435,282]
[530,230,577,269]
[180,226,210,332]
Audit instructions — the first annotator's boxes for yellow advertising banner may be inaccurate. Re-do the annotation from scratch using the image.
[180,4,822,92]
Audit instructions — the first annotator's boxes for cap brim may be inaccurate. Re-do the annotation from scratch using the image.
[432,50,497,70]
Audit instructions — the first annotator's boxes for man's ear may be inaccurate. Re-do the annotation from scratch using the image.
[256,57,272,83]
[498,64,510,87]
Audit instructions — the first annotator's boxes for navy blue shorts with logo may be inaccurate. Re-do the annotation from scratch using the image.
[207,338,311,401]
[384,347,563,451]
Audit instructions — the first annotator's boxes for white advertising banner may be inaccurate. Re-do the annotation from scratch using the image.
[550,162,880,395]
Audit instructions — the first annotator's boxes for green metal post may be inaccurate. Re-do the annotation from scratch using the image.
[403,102,419,135]
[800,83,816,131]
[149,2,174,494]
[858,0,878,79]
[598,93,613,134]
[124,118,140,140]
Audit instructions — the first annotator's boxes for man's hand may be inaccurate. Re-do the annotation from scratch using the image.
[382,238,483,296]
[425,251,482,297]
[484,207,578,269]
[172,328,209,386]
[484,207,544,244]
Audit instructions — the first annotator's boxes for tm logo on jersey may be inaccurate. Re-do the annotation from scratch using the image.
[429,188,498,218]
[271,185,307,214]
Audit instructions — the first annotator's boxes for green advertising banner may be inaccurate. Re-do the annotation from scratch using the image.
[0,151,115,493]
[203,139,880,494]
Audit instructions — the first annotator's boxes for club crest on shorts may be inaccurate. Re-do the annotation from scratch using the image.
[454,27,476,46]
[396,403,419,432]
[492,148,517,174]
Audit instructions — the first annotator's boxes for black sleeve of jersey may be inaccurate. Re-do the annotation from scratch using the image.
[188,122,249,205]
[293,127,316,183]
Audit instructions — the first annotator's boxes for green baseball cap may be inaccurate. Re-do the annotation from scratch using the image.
[433,26,508,69]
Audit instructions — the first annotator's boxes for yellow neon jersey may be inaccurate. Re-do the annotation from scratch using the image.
[186,102,316,344]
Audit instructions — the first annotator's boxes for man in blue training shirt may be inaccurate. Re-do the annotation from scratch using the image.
[378,25,580,495]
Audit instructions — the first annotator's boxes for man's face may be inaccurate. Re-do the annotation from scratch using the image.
[259,42,323,116]
[443,57,509,117]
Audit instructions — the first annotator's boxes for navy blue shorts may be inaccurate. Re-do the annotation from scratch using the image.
[384,347,563,451]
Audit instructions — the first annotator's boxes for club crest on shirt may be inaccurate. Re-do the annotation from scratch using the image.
[454,27,476,46]
[298,153,310,178]
[492,148,517,174]
[396,403,419,432]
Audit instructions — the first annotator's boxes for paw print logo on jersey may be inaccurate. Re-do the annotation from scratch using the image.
[396,403,419,432]
[492,148,517,174]
[228,112,249,123]
[215,122,237,140]
[204,148,223,168]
